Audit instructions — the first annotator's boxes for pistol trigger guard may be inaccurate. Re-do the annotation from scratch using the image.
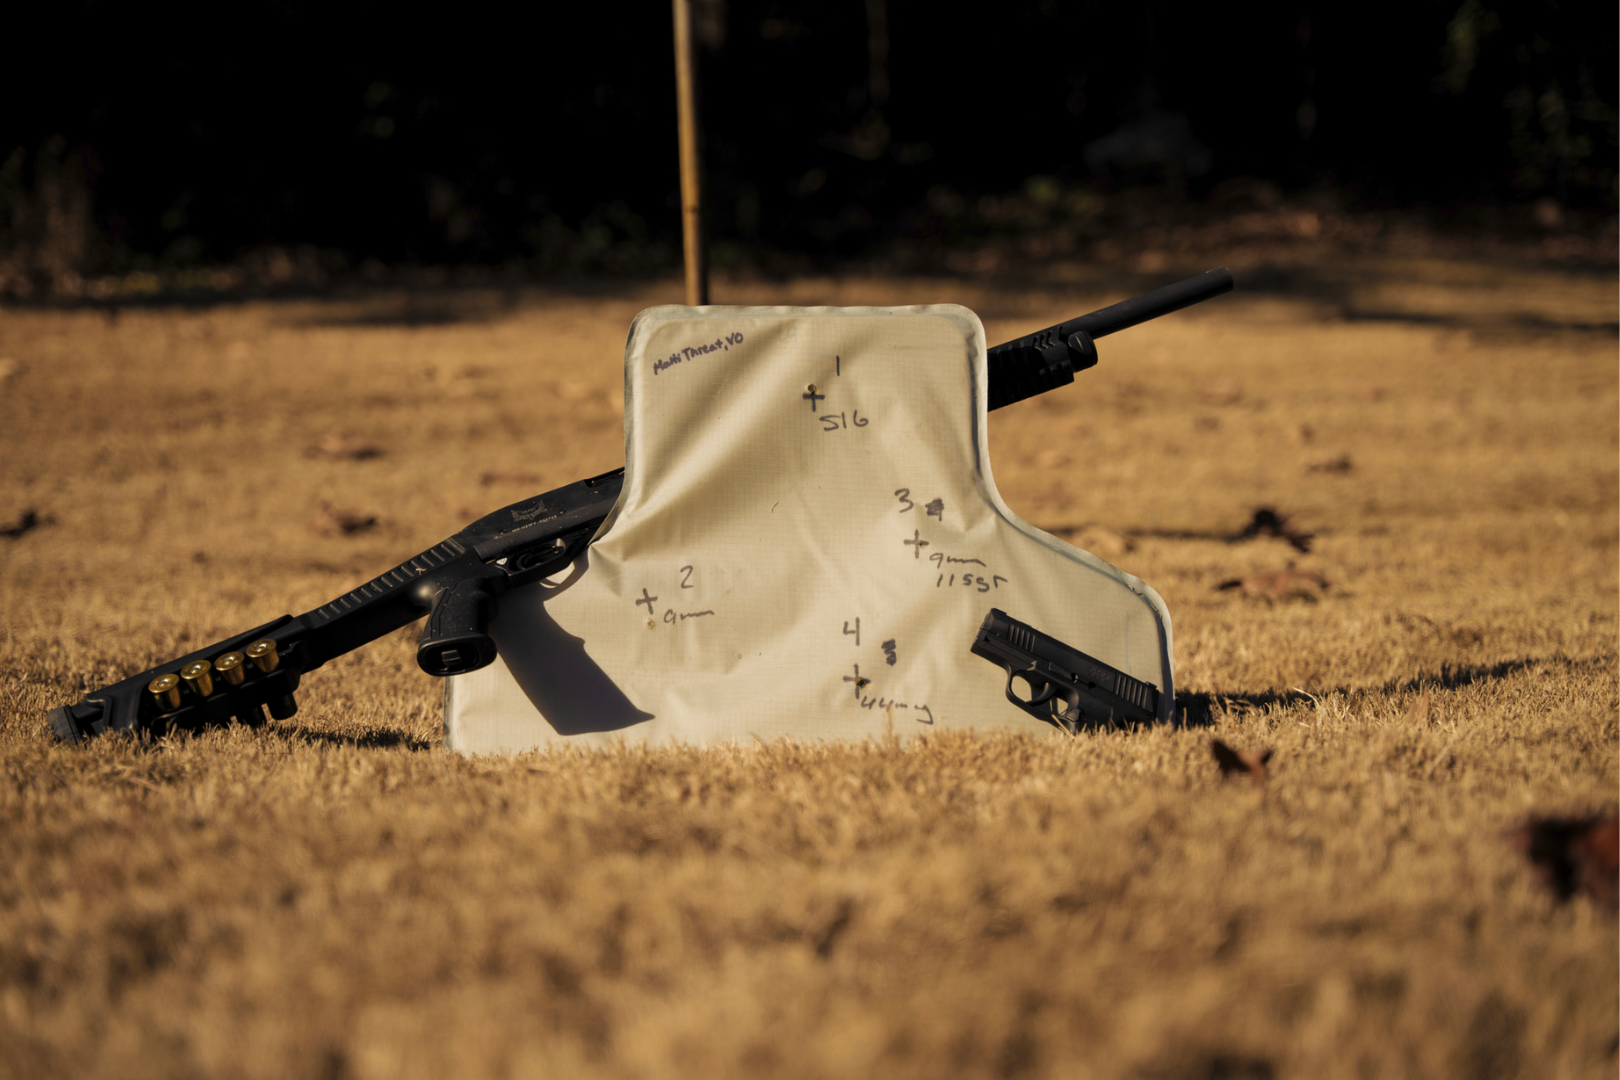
[1004,667,1052,709]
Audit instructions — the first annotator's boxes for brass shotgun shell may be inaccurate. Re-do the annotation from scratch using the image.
[214,651,247,686]
[245,638,280,673]
[147,673,182,712]
[180,660,214,698]
[245,639,296,720]
[216,653,263,726]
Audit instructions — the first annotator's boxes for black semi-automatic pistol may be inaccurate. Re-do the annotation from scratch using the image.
[970,608,1160,732]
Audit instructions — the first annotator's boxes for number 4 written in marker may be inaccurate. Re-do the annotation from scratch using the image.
[843,618,860,646]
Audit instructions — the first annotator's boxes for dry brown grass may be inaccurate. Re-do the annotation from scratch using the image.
[1,253,1616,1079]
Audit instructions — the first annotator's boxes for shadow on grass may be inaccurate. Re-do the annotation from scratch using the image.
[1234,263,1620,335]
[257,657,1611,745]
[7,242,1614,338]
[277,726,438,752]
[299,306,485,328]
[1380,654,1614,697]
[1175,653,1612,728]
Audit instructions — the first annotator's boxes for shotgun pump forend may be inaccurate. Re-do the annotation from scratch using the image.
[46,269,1232,743]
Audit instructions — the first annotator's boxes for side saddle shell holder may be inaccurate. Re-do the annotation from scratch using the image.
[445,305,1174,751]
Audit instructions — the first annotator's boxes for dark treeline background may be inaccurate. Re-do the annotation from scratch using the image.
[1,0,1614,285]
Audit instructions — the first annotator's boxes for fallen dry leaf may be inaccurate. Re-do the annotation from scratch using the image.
[1215,567,1331,601]
[1508,814,1619,913]
[1,509,44,540]
[311,504,379,537]
[442,501,485,522]
[310,432,384,460]
[480,471,543,487]
[1402,688,1431,725]
[1235,507,1314,553]
[1305,454,1353,474]
[555,379,596,401]
[1211,739,1273,789]
[1068,523,1134,559]
[1199,381,1243,406]
[1034,449,1071,469]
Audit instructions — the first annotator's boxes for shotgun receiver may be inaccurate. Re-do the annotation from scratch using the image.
[46,268,1233,743]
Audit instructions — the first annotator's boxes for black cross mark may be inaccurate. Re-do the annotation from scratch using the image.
[904,529,929,559]
[635,588,658,612]
[802,385,825,412]
[843,663,869,697]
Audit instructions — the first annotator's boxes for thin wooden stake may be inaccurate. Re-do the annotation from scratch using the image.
[673,0,708,306]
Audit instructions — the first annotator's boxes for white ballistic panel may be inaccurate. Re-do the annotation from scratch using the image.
[445,305,1173,752]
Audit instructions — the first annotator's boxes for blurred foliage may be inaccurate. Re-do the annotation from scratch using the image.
[0,0,1613,291]
[1433,0,1616,201]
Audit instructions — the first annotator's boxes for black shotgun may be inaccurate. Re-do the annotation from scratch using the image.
[47,268,1233,743]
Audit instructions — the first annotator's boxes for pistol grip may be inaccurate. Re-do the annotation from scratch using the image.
[417,578,500,676]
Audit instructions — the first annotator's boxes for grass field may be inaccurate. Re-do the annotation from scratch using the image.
[1,248,1616,1079]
